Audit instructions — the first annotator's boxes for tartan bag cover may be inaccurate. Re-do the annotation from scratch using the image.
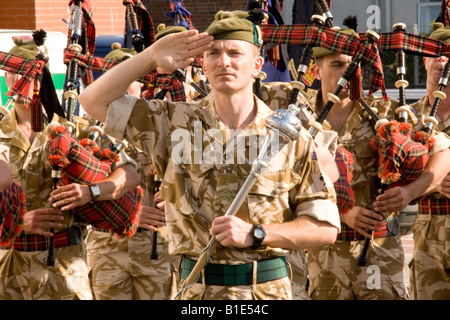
[370,120,431,187]
[46,125,141,238]
[333,146,355,215]
[0,182,26,246]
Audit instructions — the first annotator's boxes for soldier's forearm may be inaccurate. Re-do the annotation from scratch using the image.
[96,164,140,200]
[0,159,13,190]
[404,148,450,199]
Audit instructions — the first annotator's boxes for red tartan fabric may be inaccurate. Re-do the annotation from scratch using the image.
[46,126,141,237]
[333,146,355,215]
[0,51,45,104]
[260,24,387,100]
[0,182,26,246]
[360,31,450,58]
[142,71,186,102]
[3,227,80,252]
[371,121,430,186]
[418,197,450,215]
[123,0,155,45]
[64,49,119,73]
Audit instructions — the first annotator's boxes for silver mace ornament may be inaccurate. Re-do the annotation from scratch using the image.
[174,103,303,300]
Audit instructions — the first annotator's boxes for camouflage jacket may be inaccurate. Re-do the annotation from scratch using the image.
[103,93,340,264]
[0,111,137,240]
[410,95,450,203]
[308,89,395,210]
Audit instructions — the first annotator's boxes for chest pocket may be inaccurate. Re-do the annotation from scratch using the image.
[247,169,301,224]
[163,159,216,216]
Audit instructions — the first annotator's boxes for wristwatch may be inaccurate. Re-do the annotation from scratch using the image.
[88,184,101,201]
[250,224,266,249]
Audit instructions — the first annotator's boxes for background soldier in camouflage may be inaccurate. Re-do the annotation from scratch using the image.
[0,30,140,300]
[305,18,411,300]
[83,43,179,300]
[259,80,340,300]
[0,31,92,300]
[374,22,450,300]
[79,9,341,300]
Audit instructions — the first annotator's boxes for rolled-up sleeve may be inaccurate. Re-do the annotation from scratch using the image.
[104,94,138,141]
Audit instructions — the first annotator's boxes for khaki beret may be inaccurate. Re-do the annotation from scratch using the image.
[9,29,48,61]
[205,10,263,47]
[104,42,137,61]
[312,27,359,59]
[428,22,450,43]
[154,23,188,41]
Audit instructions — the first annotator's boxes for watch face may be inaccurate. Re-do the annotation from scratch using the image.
[91,185,101,197]
[254,228,265,239]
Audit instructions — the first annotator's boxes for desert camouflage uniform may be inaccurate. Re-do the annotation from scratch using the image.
[102,93,341,300]
[0,111,92,300]
[85,144,180,300]
[306,90,411,300]
[259,81,318,300]
[408,95,450,300]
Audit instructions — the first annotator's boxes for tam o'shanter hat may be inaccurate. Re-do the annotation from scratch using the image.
[9,30,48,62]
[154,23,188,41]
[312,15,360,59]
[8,29,65,131]
[205,9,266,47]
[428,21,450,43]
[104,42,137,61]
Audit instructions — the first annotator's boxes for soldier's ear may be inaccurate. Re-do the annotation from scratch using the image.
[312,64,322,81]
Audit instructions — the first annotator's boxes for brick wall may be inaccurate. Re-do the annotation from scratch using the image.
[0,0,248,35]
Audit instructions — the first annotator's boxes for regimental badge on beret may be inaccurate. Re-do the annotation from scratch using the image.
[205,9,267,47]
[154,23,188,42]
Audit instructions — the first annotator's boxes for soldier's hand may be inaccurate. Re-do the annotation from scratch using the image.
[49,184,91,211]
[154,191,165,211]
[210,216,253,248]
[138,205,165,231]
[340,206,384,238]
[150,30,213,72]
[23,208,64,237]
[373,186,411,213]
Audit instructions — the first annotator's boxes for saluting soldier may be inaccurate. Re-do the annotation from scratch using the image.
[79,9,341,300]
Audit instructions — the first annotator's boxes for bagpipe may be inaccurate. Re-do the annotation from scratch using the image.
[61,0,95,134]
[44,122,143,265]
[123,0,154,53]
[257,0,450,265]
[42,0,146,265]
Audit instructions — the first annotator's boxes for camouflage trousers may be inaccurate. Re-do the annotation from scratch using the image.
[410,214,450,300]
[308,236,410,300]
[0,243,92,300]
[286,249,310,300]
[85,227,180,300]
[177,276,292,300]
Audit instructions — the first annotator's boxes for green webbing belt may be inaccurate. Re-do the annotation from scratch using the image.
[181,256,288,286]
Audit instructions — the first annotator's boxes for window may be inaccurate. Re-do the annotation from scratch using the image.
[418,0,442,35]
